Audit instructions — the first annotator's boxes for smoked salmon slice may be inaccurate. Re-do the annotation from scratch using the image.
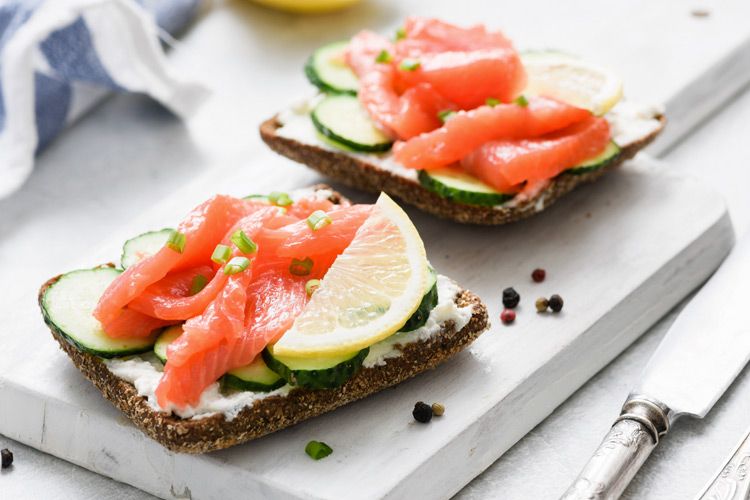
[462,116,611,190]
[94,196,263,329]
[393,97,592,170]
[347,32,452,140]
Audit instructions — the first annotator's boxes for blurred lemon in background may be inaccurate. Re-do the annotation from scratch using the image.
[250,0,361,13]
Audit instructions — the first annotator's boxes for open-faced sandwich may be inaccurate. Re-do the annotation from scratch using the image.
[39,186,488,453]
[261,17,666,225]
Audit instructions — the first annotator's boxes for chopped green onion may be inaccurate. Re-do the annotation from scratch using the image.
[305,440,333,460]
[437,110,456,123]
[306,210,332,231]
[375,50,392,64]
[243,194,268,201]
[514,95,529,107]
[400,59,421,71]
[289,257,314,276]
[231,230,258,254]
[395,27,406,40]
[224,256,251,275]
[166,230,186,254]
[211,244,232,264]
[305,279,321,297]
[189,274,209,296]
[268,191,293,207]
[486,97,500,107]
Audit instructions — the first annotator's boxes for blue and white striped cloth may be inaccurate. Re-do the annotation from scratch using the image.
[0,0,209,198]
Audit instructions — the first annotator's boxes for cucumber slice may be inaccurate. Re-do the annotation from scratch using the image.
[153,325,182,363]
[121,228,173,269]
[419,169,514,206]
[263,348,369,390]
[398,268,438,332]
[223,357,286,392]
[568,141,621,175]
[305,41,359,95]
[311,95,393,153]
[40,267,158,358]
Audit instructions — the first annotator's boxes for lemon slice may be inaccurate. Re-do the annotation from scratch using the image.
[521,52,623,116]
[271,193,429,358]
[250,0,360,14]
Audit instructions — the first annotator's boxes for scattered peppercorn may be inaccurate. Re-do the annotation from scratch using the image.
[531,268,546,283]
[1,448,13,468]
[432,403,445,417]
[535,297,549,313]
[413,401,433,423]
[501,308,516,325]
[549,294,564,312]
[502,287,520,308]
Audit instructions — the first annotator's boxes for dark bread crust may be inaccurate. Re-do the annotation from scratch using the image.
[38,186,489,453]
[40,278,487,454]
[259,114,666,225]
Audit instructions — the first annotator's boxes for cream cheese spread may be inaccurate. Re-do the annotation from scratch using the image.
[105,275,473,420]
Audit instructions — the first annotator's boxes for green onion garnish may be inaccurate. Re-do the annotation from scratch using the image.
[290,257,314,276]
[224,256,251,275]
[268,191,293,207]
[395,27,406,40]
[189,274,208,296]
[166,230,186,254]
[514,95,529,107]
[375,50,392,64]
[231,230,257,254]
[437,110,456,123]
[306,210,332,231]
[305,440,333,460]
[305,279,321,297]
[243,194,268,201]
[400,59,421,71]
[211,244,232,264]
[486,97,500,107]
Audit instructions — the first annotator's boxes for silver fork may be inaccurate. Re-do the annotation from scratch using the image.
[698,427,750,500]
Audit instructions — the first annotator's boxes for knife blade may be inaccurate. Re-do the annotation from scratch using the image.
[562,231,750,500]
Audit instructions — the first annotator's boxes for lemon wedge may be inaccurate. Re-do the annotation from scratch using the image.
[522,52,623,116]
[271,193,429,358]
[250,0,360,14]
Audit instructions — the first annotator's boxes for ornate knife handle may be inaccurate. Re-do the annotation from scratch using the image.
[698,427,750,500]
[561,399,670,500]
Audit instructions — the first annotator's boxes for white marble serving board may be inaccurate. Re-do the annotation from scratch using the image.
[2,1,750,498]
[0,154,732,499]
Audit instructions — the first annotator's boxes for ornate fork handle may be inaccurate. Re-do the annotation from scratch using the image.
[698,428,750,500]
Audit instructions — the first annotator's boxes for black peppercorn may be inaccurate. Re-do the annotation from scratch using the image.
[502,287,520,309]
[549,294,564,312]
[412,401,433,423]
[1,448,13,469]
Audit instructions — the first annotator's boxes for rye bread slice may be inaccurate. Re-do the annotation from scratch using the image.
[38,187,490,454]
[259,114,666,225]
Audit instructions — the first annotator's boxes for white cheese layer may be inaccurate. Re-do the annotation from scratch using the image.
[105,275,472,420]
[275,96,664,209]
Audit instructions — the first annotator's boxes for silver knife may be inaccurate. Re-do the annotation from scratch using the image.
[562,232,750,500]
[697,424,750,500]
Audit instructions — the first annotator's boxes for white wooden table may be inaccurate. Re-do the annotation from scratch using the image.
[2,1,750,498]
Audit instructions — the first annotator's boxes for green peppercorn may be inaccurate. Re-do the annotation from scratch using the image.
[549,294,564,312]
[535,297,549,313]
[413,401,433,423]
